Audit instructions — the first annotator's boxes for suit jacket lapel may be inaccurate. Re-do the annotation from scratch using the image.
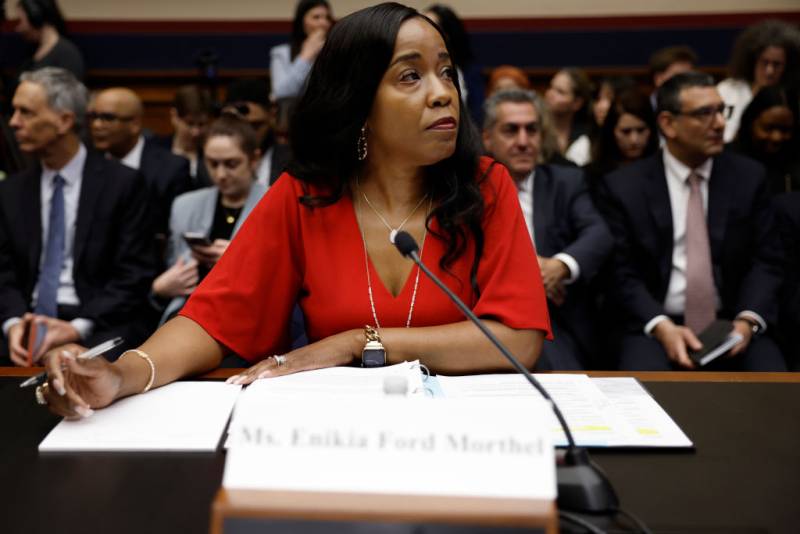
[532,167,550,255]
[73,152,105,265]
[706,156,730,263]
[644,155,674,280]
[22,164,43,276]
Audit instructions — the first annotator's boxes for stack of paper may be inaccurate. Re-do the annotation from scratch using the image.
[436,374,692,448]
[39,382,242,452]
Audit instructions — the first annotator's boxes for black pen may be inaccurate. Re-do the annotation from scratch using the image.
[19,337,125,388]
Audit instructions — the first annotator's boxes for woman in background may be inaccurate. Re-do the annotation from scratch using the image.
[718,19,800,142]
[731,85,800,194]
[586,88,658,186]
[269,0,333,99]
[14,0,84,80]
[167,85,214,187]
[486,65,530,97]
[152,117,267,323]
[545,67,594,166]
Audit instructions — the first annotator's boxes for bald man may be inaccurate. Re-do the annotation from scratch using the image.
[90,88,191,257]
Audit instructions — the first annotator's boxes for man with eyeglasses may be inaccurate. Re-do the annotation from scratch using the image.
[221,78,290,188]
[89,87,191,256]
[482,88,613,370]
[601,71,786,371]
[0,68,155,365]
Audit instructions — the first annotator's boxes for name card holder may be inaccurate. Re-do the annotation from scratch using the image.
[213,397,556,534]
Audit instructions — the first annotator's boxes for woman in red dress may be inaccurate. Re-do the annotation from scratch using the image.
[41,3,550,417]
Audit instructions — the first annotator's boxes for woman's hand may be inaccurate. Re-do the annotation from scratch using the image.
[190,239,230,267]
[226,329,365,385]
[41,346,124,419]
[299,29,327,62]
[152,257,199,298]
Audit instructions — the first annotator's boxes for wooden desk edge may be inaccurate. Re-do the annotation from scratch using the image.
[210,488,557,534]
[1,367,798,383]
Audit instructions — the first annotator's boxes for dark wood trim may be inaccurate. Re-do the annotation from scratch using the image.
[2,366,798,383]
[2,11,798,35]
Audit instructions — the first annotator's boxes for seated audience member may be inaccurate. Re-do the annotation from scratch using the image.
[14,0,84,81]
[648,45,697,110]
[153,117,267,324]
[1,68,155,365]
[424,4,484,122]
[592,76,636,127]
[223,78,290,187]
[486,66,531,97]
[602,72,786,371]
[89,87,191,252]
[545,68,593,166]
[730,85,800,194]
[168,85,213,188]
[773,193,800,370]
[483,89,613,369]
[718,20,800,142]
[586,88,659,194]
[270,0,333,99]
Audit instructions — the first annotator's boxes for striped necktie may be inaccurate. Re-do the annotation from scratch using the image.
[34,174,65,318]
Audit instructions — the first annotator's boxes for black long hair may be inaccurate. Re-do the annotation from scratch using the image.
[288,2,487,294]
[289,0,332,60]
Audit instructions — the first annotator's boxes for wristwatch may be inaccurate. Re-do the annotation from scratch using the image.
[362,325,386,367]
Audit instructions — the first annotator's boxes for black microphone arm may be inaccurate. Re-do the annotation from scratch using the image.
[392,230,619,514]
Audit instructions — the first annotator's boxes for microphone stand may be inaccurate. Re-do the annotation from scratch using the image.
[393,231,619,514]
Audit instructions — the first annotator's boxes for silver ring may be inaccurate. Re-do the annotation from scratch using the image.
[273,354,287,367]
[35,383,49,406]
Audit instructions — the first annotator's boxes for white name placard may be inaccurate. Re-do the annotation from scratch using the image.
[224,397,555,501]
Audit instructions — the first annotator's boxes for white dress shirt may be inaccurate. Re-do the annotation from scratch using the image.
[119,135,145,170]
[644,147,765,334]
[1,144,94,339]
[516,170,580,284]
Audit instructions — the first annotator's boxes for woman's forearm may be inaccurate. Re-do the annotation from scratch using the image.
[380,320,544,374]
[113,316,226,399]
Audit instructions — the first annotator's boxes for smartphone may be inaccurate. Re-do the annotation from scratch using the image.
[24,321,48,366]
[183,232,212,247]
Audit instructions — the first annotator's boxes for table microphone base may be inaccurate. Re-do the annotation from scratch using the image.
[557,448,619,513]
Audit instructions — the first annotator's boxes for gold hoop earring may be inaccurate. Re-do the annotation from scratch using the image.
[357,126,368,161]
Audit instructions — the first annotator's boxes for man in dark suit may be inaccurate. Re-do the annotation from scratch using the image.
[773,192,800,370]
[89,87,191,251]
[1,68,155,365]
[483,88,613,369]
[601,71,786,371]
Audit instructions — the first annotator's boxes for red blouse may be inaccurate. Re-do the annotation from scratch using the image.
[181,157,551,363]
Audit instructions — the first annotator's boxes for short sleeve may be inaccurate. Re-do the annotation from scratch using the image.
[471,159,552,339]
[179,175,305,361]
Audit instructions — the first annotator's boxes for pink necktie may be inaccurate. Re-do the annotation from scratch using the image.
[684,172,716,333]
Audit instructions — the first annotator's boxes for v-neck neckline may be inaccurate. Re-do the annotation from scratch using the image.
[346,194,421,301]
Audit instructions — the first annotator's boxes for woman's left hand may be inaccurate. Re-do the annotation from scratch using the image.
[226,329,365,385]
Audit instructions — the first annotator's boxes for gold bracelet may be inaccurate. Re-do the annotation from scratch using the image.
[123,349,155,393]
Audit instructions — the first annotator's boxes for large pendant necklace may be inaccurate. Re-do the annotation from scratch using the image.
[357,176,429,244]
[355,195,430,329]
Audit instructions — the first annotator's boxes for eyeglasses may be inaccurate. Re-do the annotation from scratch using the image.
[674,104,733,124]
[87,112,135,123]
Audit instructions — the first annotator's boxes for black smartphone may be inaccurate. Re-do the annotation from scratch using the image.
[183,232,212,247]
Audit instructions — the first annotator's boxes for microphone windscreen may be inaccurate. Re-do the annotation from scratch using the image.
[393,231,419,257]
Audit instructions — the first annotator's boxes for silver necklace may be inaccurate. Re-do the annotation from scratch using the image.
[357,176,429,244]
[355,195,430,329]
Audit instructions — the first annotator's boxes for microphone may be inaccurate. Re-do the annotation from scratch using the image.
[393,230,619,514]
